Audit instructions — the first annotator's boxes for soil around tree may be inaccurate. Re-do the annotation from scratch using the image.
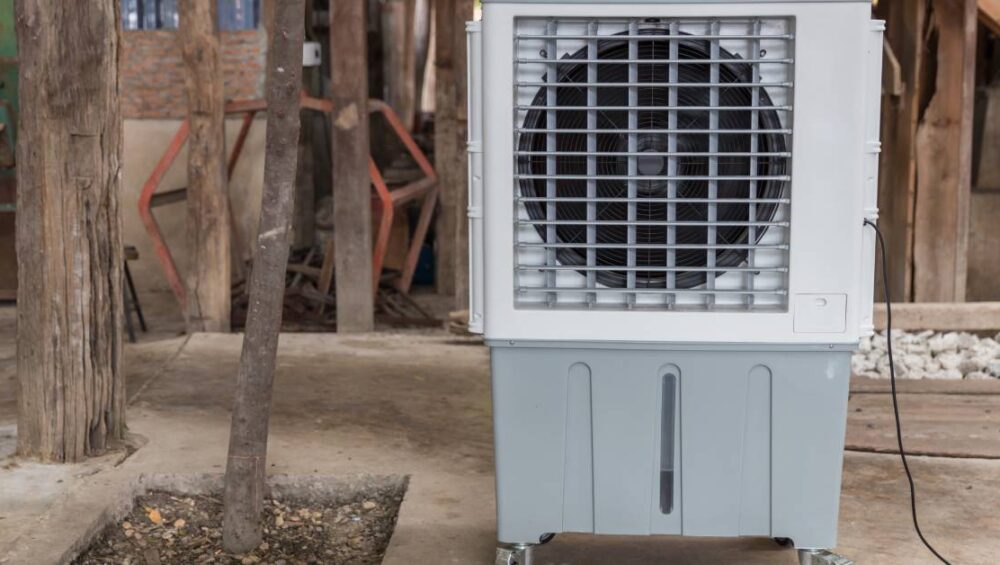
[74,487,404,565]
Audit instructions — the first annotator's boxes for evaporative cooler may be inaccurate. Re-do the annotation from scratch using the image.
[465,2,883,564]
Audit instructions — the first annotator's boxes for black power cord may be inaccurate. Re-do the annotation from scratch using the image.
[866,219,952,565]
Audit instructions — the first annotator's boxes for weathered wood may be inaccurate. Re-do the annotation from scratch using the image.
[382,0,416,129]
[980,0,1000,35]
[434,0,458,298]
[222,0,305,552]
[874,301,1000,331]
[452,0,473,310]
[15,0,125,462]
[875,0,927,303]
[180,0,231,332]
[413,0,432,115]
[913,0,977,302]
[331,0,375,332]
[846,392,1000,459]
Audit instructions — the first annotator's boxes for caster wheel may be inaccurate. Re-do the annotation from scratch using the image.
[797,549,854,565]
[496,545,531,565]
[774,537,794,547]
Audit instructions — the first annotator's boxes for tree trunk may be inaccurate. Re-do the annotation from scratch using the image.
[14,0,124,463]
[222,0,305,553]
[331,0,375,332]
[180,0,231,331]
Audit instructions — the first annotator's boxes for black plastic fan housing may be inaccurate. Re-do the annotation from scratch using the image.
[517,28,788,289]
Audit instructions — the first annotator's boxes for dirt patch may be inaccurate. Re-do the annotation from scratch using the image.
[74,486,404,565]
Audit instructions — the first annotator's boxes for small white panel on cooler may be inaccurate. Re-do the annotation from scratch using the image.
[303,42,322,67]
[793,294,847,333]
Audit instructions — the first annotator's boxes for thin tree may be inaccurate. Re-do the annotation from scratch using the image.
[222,0,306,553]
[15,0,125,461]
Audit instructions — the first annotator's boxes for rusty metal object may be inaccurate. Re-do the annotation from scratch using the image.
[139,93,438,312]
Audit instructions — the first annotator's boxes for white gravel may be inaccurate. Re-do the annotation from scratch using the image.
[853,330,1000,380]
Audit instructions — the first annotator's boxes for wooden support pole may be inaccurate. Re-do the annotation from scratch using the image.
[876,0,927,303]
[452,0,473,308]
[331,0,375,332]
[434,0,458,299]
[14,0,125,461]
[180,0,231,331]
[434,0,472,307]
[222,0,305,553]
[913,0,977,302]
[382,0,416,129]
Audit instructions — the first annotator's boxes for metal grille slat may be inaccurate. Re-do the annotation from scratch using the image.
[586,20,598,303]
[513,16,793,311]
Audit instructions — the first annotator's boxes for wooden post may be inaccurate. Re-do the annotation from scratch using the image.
[875,0,927,303]
[14,0,125,461]
[452,0,473,308]
[381,0,416,129]
[434,0,456,299]
[222,0,305,553]
[180,0,231,331]
[912,0,977,302]
[331,0,375,332]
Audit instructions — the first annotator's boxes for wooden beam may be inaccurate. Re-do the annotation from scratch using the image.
[980,0,1000,36]
[452,0,473,309]
[875,0,927,303]
[15,0,125,461]
[434,0,458,299]
[331,0,375,332]
[913,0,977,302]
[875,302,1000,331]
[381,0,416,129]
[180,0,231,332]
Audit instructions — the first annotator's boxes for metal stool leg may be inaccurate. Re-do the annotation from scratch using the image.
[124,261,147,332]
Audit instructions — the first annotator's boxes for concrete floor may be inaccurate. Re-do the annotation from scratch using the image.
[1,303,999,564]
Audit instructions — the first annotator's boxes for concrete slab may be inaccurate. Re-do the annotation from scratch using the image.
[1,327,998,564]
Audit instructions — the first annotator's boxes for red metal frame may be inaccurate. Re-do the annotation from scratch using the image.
[138,94,438,311]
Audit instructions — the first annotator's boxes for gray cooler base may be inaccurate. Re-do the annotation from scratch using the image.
[490,342,852,550]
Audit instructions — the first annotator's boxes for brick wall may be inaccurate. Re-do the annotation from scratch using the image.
[122,29,266,119]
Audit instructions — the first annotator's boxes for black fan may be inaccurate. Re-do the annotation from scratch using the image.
[518,28,787,289]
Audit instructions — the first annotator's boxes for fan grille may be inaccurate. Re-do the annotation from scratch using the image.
[513,17,794,310]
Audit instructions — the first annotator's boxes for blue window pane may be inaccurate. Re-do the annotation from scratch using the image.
[121,0,257,30]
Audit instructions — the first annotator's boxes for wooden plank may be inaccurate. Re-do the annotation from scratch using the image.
[180,0,231,332]
[15,0,125,461]
[331,0,375,332]
[874,301,1000,330]
[222,0,305,551]
[434,0,458,299]
[845,392,1000,459]
[913,0,977,302]
[852,376,1000,395]
[875,0,927,303]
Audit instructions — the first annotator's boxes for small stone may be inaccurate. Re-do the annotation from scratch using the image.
[935,352,962,370]
[275,515,285,527]
[173,519,186,529]
[362,500,377,510]
[123,522,133,530]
